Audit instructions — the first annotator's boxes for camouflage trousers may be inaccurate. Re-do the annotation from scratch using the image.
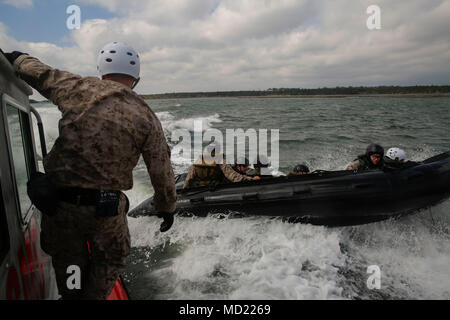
[40,193,130,300]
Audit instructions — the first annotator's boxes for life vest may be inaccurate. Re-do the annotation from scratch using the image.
[355,154,384,170]
[192,155,226,187]
[383,157,418,171]
[383,157,404,170]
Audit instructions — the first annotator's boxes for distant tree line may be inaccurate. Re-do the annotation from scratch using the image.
[141,85,450,99]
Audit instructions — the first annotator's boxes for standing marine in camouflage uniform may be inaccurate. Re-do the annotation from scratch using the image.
[2,43,177,299]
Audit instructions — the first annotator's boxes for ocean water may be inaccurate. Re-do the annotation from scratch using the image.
[32,97,450,300]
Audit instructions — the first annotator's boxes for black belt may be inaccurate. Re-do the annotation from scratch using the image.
[57,187,100,206]
[57,187,129,214]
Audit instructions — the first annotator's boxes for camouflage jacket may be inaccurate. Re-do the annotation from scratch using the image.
[346,154,383,171]
[183,155,252,189]
[245,168,259,177]
[13,55,176,213]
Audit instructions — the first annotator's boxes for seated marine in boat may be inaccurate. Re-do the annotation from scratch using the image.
[246,155,274,179]
[346,143,385,171]
[383,147,419,171]
[183,150,259,189]
[288,163,310,176]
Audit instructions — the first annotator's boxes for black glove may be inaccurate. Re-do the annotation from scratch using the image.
[157,212,174,232]
[2,50,26,65]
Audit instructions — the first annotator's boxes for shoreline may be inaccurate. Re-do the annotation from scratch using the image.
[142,93,450,100]
[253,93,450,99]
[30,93,450,103]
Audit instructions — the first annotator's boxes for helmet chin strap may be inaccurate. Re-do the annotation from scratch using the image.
[132,77,140,89]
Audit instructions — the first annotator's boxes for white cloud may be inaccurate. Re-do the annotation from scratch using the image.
[2,0,33,8]
[1,0,450,100]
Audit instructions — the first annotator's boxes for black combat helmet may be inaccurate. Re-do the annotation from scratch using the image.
[235,156,249,167]
[366,143,384,157]
[254,155,270,168]
[293,163,310,173]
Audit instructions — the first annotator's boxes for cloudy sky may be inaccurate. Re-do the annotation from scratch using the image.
[1,0,450,100]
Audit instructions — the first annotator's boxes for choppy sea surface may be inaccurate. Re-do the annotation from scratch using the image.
[33,97,450,300]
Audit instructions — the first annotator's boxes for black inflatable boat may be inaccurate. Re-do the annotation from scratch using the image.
[128,151,450,226]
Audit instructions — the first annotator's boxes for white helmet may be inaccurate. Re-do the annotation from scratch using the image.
[386,147,406,161]
[97,42,140,79]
